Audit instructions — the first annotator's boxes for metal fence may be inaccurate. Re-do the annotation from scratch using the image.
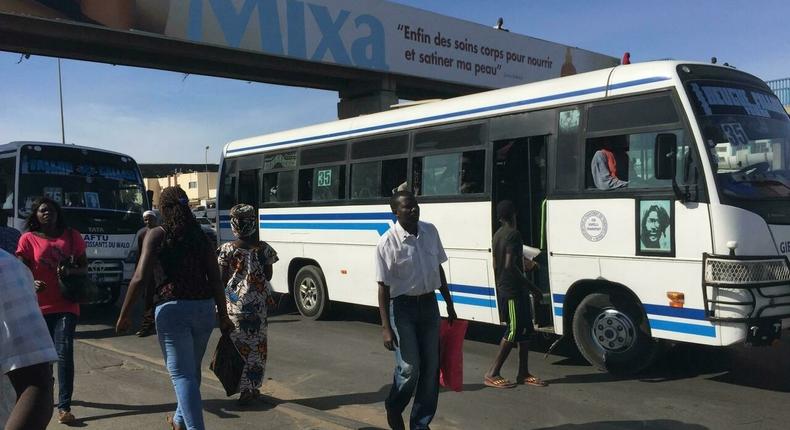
[766,78,790,106]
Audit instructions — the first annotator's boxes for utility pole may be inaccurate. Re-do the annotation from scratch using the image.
[58,58,65,144]
[204,145,210,202]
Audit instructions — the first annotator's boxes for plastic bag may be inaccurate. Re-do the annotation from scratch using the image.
[439,319,468,392]
[209,334,245,396]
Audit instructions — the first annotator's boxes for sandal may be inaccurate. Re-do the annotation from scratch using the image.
[484,375,516,389]
[167,415,184,430]
[517,375,548,387]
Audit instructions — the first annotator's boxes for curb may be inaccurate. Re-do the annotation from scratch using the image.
[77,338,378,430]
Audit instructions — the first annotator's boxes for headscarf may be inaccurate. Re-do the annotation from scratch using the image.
[230,204,257,238]
[143,210,157,219]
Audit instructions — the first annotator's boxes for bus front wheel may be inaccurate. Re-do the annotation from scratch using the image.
[293,265,330,320]
[571,292,658,375]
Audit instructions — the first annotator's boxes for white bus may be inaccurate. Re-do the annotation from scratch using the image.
[0,141,149,304]
[216,61,790,373]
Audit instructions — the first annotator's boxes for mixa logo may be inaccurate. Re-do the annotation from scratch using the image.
[780,240,790,254]
[187,0,388,69]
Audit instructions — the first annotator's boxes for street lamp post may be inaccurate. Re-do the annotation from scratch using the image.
[204,146,210,202]
[58,58,65,144]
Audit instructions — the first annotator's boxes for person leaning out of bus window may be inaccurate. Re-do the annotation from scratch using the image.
[15,197,87,425]
[591,142,628,190]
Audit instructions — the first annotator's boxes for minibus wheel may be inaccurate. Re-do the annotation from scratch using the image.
[572,292,658,374]
[293,265,330,320]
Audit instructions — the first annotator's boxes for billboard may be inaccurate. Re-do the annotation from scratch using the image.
[0,0,619,89]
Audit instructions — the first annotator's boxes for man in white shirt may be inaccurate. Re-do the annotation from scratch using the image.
[0,248,58,430]
[376,190,457,430]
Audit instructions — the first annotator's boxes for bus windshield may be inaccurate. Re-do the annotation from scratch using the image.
[18,144,146,218]
[686,80,790,201]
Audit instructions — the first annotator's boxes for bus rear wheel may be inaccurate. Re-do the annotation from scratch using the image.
[293,265,330,320]
[572,292,658,375]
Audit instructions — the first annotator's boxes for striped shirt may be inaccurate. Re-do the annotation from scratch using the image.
[0,249,57,375]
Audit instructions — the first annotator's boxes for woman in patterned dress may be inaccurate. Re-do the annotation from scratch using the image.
[217,204,278,405]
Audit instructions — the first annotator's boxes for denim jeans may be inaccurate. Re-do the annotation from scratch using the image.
[386,293,440,430]
[155,299,215,430]
[44,312,78,412]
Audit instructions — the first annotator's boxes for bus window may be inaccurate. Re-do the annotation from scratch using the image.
[300,143,346,165]
[350,158,407,199]
[585,130,686,190]
[299,165,346,201]
[218,159,237,210]
[238,169,260,207]
[413,150,484,196]
[414,123,485,152]
[556,108,582,191]
[262,170,296,203]
[351,134,407,159]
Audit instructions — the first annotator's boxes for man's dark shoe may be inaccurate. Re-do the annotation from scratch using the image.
[385,407,405,430]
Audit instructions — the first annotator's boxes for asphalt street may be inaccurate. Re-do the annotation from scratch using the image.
[63,300,790,430]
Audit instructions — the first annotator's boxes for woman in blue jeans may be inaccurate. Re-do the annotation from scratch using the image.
[116,187,233,430]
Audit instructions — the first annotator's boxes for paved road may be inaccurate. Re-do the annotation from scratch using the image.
[69,301,790,430]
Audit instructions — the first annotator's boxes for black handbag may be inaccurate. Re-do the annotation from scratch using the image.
[210,333,245,397]
[58,228,99,304]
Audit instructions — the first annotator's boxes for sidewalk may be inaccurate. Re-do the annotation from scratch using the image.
[60,326,381,429]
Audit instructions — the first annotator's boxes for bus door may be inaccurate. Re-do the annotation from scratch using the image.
[492,135,553,328]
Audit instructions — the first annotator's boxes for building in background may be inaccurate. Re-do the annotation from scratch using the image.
[140,164,218,208]
[766,78,790,112]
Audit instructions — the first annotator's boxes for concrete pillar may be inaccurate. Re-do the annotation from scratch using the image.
[337,77,398,119]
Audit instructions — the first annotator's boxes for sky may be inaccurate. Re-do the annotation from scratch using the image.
[1,0,789,164]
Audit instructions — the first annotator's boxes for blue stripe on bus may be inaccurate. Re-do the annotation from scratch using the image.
[643,304,707,321]
[436,293,496,308]
[260,222,391,235]
[552,293,715,337]
[219,222,231,228]
[552,294,707,321]
[219,215,230,220]
[226,76,670,154]
[649,319,716,337]
[261,212,395,221]
[449,284,495,297]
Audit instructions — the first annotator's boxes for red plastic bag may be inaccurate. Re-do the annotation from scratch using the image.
[439,319,468,392]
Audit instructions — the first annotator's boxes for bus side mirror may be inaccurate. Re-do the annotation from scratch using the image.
[655,133,677,180]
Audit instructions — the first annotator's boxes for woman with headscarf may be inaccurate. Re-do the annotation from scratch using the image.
[216,204,278,405]
[115,187,233,430]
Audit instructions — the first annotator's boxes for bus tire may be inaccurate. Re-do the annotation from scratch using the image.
[293,265,330,320]
[571,292,658,375]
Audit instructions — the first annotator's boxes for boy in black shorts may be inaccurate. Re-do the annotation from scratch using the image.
[484,200,548,389]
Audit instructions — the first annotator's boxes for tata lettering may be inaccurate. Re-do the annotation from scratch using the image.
[187,0,388,70]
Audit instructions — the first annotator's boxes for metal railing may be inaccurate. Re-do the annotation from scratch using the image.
[766,77,790,106]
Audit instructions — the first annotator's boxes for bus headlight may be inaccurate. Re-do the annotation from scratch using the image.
[704,256,790,286]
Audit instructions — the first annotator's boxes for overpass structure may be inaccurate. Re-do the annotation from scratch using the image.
[0,0,618,118]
